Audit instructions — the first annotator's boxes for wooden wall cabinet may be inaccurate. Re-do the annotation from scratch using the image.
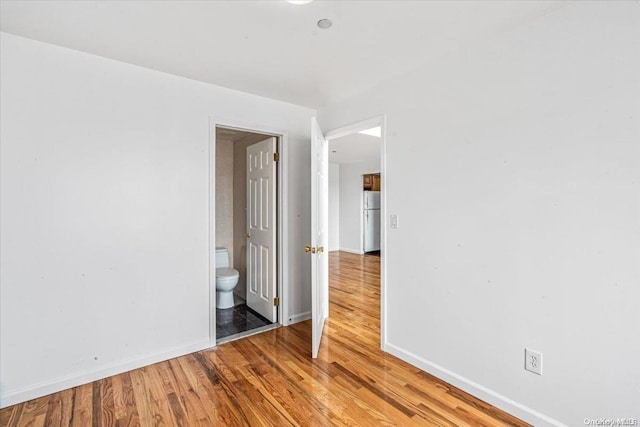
[372,174,381,191]
[363,174,373,190]
[363,173,381,191]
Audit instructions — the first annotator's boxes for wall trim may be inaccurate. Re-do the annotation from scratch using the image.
[338,247,364,255]
[0,340,210,409]
[384,342,566,427]
[287,311,311,324]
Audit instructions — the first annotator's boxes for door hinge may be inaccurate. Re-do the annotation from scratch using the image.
[274,297,280,307]
[274,152,280,162]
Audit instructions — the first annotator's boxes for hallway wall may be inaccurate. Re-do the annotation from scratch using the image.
[328,163,340,251]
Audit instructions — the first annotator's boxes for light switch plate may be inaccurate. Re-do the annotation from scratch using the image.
[390,214,399,228]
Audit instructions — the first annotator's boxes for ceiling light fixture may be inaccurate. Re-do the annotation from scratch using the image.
[358,126,381,138]
[317,19,333,29]
[287,0,313,5]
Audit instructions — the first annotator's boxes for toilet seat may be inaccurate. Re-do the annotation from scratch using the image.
[216,268,239,279]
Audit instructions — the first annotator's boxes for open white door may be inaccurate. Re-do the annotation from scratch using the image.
[246,137,277,322]
[310,118,329,358]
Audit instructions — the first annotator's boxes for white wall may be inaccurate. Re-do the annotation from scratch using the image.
[0,32,314,406]
[328,163,340,251]
[338,160,380,254]
[319,2,640,426]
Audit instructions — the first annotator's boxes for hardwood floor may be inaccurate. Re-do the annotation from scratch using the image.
[1,251,528,426]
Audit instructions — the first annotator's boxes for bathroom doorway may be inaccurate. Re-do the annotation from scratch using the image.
[213,125,282,344]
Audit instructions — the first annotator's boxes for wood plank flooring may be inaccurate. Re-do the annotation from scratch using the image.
[0,251,529,426]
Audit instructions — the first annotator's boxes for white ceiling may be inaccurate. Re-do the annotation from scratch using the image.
[0,1,566,108]
[329,132,380,165]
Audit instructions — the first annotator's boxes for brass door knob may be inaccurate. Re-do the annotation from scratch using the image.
[304,245,317,254]
[317,246,325,253]
[246,232,251,238]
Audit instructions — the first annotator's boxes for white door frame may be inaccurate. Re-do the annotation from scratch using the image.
[324,115,387,350]
[208,117,289,347]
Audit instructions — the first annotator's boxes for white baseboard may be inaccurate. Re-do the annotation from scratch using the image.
[339,247,364,255]
[384,342,565,427]
[0,340,210,409]
[286,311,311,325]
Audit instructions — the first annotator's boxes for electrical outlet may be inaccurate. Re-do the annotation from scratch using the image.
[525,348,543,375]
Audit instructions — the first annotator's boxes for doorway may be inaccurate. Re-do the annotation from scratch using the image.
[311,115,387,356]
[211,124,284,345]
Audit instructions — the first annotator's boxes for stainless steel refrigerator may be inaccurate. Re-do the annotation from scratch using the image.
[363,191,381,252]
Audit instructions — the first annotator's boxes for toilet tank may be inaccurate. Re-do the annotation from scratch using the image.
[215,247,229,268]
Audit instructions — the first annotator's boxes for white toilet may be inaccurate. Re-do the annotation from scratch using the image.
[215,247,240,309]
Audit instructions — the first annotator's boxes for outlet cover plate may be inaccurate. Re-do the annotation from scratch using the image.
[525,348,543,375]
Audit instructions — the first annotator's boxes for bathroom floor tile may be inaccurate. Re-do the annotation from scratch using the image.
[216,303,273,340]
